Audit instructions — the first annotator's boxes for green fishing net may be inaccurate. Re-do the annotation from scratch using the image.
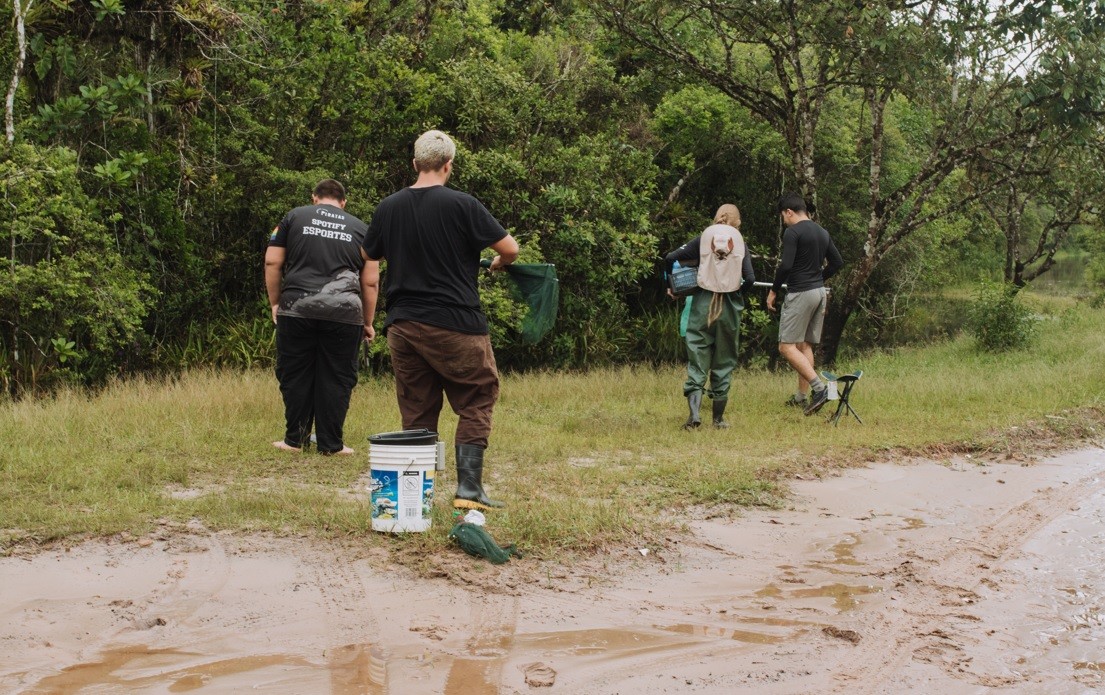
[482,260,560,344]
[448,522,523,565]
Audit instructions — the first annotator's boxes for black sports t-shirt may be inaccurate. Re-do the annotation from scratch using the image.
[362,186,507,334]
[269,203,368,325]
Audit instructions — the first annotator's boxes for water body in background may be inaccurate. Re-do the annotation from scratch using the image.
[1031,253,1090,295]
[877,253,1092,347]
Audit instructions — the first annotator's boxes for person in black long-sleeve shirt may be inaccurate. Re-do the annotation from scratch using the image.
[766,193,844,416]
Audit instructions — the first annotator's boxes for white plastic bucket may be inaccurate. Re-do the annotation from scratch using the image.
[369,443,437,533]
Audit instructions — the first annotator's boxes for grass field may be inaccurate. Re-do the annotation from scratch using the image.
[1,293,1103,560]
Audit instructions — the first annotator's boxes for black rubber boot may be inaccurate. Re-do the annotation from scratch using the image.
[712,399,730,429]
[683,391,703,430]
[454,444,505,511]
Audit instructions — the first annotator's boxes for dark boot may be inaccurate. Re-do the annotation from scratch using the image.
[454,444,505,511]
[683,391,703,430]
[712,399,730,429]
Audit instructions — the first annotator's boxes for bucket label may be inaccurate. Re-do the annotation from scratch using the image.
[422,471,434,517]
[400,470,422,519]
[370,470,398,521]
[371,467,435,522]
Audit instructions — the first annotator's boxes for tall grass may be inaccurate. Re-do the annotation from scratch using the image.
[1,295,1103,561]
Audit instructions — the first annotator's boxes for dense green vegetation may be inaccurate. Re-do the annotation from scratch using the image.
[1,0,1103,395]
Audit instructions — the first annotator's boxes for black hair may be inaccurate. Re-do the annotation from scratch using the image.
[776,192,816,216]
[313,179,346,201]
[776,192,805,214]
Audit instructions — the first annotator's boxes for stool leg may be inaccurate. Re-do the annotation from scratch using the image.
[830,381,861,425]
[844,382,861,424]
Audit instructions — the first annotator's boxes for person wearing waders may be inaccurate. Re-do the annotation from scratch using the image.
[664,204,755,429]
[766,192,844,415]
[361,130,519,511]
[265,179,378,455]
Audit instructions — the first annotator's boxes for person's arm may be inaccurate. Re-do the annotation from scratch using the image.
[360,259,380,341]
[264,246,286,324]
[741,243,755,290]
[768,228,797,312]
[823,238,844,281]
[663,236,701,274]
[361,218,383,262]
[488,234,519,271]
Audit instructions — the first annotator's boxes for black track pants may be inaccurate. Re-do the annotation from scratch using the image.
[275,316,362,453]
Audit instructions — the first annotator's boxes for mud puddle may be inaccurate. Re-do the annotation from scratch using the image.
[2,448,1104,693]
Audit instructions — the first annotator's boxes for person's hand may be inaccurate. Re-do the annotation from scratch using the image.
[271,304,279,324]
[666,288,675,300]
[766,290,777,313]
[363,324,376,342]
[488,255,505,272]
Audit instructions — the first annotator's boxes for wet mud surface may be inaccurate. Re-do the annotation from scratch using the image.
[2,448,1104,694]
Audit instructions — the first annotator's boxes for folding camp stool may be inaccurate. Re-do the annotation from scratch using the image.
[820,370,864,425]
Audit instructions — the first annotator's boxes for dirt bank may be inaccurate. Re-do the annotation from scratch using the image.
[3,448,1104,694]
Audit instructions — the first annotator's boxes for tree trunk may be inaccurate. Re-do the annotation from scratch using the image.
[819,251,877,365]
[5,0,32,144]
[819,298,851,366]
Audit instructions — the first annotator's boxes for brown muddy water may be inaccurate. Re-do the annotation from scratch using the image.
[2,448,1104,694]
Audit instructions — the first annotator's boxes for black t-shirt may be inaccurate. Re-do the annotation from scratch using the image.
[362,186,507,334]
[269,203,368,325]
[771,219,844,294]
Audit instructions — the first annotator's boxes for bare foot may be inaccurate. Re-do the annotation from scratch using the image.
[325,446,355,456]
[272,441,301,452]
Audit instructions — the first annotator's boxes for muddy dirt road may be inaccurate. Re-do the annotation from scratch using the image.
[2,448,1104,694]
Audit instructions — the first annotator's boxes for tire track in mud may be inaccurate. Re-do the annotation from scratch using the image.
[16,533,234,693]
[303,549,382,647]
[492,566,807,693]
[135,534,232,630]
[301,551,388,694]
[442,592,519,694]
[829,465,1105,693]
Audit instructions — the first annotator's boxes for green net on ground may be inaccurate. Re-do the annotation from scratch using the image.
[448,522,523,564]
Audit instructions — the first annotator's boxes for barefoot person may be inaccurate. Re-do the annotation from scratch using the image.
[362,130,519,511]
[265,179,378,454]
[663,204,755,429]
[766,192,844,416]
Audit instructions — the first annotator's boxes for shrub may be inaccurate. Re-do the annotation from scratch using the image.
[0,144,152,394]
[968,281,1037,352]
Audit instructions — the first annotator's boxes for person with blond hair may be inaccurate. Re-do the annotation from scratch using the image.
[663,204,755,429]
[362,130,519,511]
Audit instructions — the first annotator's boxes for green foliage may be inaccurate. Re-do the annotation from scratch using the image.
[1083,226,1105,306]
[650,84,788,259]
[51,338,78,364]
[968,281,1038,352]
[0,144,152,393]
[6,0,1104,390]
[153,300,276,372]
[90,0,125,22]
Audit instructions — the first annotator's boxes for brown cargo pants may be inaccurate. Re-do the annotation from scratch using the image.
[386,320,500,448]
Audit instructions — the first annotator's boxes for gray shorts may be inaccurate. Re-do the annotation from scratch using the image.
[778,287,827,344]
